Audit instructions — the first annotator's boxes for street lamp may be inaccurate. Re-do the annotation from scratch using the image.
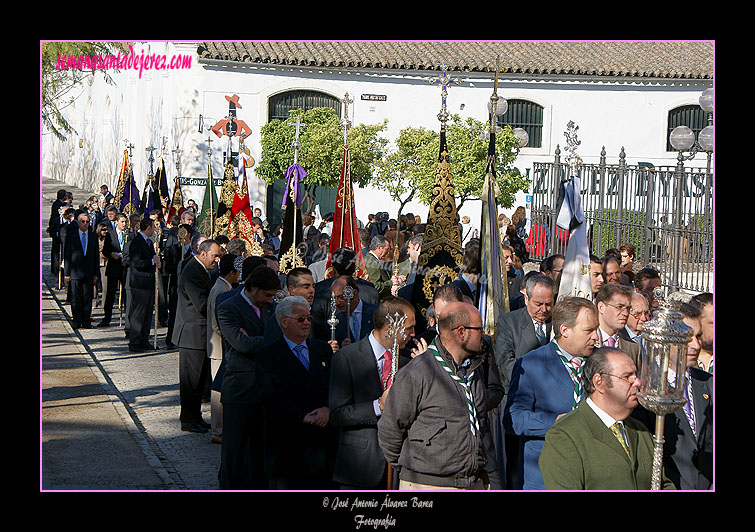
[513,127,529,149]
[667,87,714,292]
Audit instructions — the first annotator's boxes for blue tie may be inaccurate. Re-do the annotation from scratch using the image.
[80,231,87,255]
[350,311,361,342]
[293,344,309,371]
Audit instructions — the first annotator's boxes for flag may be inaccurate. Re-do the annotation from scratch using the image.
[114,150,140,217]
[196,159,219,237]
[226,151,260,256]
[155,157,170,209]
[278,162,307,273]
[324,143,369,280]
[555,173,592,301]
[409,129,464,331]
[169,173,186,219]
[478,130,509,339]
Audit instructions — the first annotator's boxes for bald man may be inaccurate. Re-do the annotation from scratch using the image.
[378,302,495,490]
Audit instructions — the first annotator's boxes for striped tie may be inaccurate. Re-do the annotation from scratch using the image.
[610,422,631,457]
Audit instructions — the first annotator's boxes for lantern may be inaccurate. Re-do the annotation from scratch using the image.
[637,287,693,490]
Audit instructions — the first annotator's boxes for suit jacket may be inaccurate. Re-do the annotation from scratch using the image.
[503,341,578,490]
[451,276,478,306]
[493,307,552,395]
[332,301,377,347]
[128,233,157,290]
[64,228,99,280]
[207,277,233,361]
[311,277,379,339]
[102,229,127,279]
[363,251,392,299]
[539,400,676,490]
[328,333,409,488]
[172,256,213,349]
[261,336,338,480]
[632,367,713,490]
[217,291,274,405]
[599,330,642,370]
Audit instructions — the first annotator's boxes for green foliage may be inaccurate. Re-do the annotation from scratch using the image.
[256,107,388,189]
[374,114,530,211]
[41,41,128,141]
[596,209,648,257]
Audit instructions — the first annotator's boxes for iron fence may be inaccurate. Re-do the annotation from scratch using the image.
[528,145,713,294]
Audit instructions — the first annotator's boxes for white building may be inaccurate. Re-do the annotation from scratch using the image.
[41,41,714,228]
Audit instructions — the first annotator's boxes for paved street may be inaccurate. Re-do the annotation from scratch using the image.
[40,176,220,491]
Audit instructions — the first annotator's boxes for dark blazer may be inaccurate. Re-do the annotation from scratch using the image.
[632,367,713,490]
[128,233,156,290]
[328,333,408,488]
[494,307,552,394]
[311,277,379,332]
[261,336,337,481]
[102,229,126,279]
[504,341,577,490]
[451,277,478,305]
[172,256,213,349]
[332,301,377,347]
[217,291,274,405]
[64,229,99,280]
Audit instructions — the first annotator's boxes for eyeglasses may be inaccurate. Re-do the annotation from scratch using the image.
[629,308,651,318]
[604,302,631,313]
[458,325,483,331]
[600,372,638,384]
[284,314,312,323]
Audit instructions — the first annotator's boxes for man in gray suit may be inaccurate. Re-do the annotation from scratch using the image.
[173,238,222,433]
[493,273,555,489]
[328,296,416,489]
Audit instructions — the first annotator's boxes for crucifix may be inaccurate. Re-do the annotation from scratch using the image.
[288,114,307,166]
[124,140,135,166]
[145,143,158,179]
[172,145,182,177]
[340,92,353,145]
[428,64,461,129]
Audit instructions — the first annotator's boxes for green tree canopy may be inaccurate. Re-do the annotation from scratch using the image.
[256,107,388,189]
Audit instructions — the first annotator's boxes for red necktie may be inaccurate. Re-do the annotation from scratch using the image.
[381,350,392,389]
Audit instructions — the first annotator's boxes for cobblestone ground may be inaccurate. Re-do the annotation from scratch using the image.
[42,218,221,490]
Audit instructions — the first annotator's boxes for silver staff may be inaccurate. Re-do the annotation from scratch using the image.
[384,311,407,390]
[343,285,354,341]
[327,292,339,342]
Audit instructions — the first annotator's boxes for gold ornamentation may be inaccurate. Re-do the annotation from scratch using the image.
[421,264,458,303]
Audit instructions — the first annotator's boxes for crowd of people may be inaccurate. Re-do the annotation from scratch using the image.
[46,186,713,491]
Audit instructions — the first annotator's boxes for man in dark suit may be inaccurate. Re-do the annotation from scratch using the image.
[504,297,600,489]
[328,296,416,489]
[322,275,377,352]
[632,303,713,489]
[311,248,379,337]
[127,217,161,350]
[217,265,280,490]
[493,273,555,489]
[594,283,642,370]
[261,295,338,489]
[172,238,222,433]
[64,212,99,329]
[98,213,128,327]
[48,188,68,278]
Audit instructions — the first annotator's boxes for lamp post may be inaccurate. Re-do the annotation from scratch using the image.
[667,87,713,292]
[638,287,693,490]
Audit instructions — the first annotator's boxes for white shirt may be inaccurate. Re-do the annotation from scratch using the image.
[586,396,623,430]
[368,330,391,416]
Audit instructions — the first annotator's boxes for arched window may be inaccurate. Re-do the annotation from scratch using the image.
[266,90,341,227]
[666,104,708,151]
[497,99,544,148]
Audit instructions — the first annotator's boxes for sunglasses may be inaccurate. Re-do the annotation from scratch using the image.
[284,314,312,323]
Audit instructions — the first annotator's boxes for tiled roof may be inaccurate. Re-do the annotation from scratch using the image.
[196,41,713,80]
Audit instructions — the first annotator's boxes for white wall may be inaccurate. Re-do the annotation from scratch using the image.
[41,41,712,229]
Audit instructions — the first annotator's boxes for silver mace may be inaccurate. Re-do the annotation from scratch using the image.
[343,285,354,341]
[384,311,407,390]
[327,292,339,342]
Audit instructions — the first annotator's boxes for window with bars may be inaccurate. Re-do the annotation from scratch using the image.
[266,90,342,227]
[666,105,709,152]
[497,99,544,148]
